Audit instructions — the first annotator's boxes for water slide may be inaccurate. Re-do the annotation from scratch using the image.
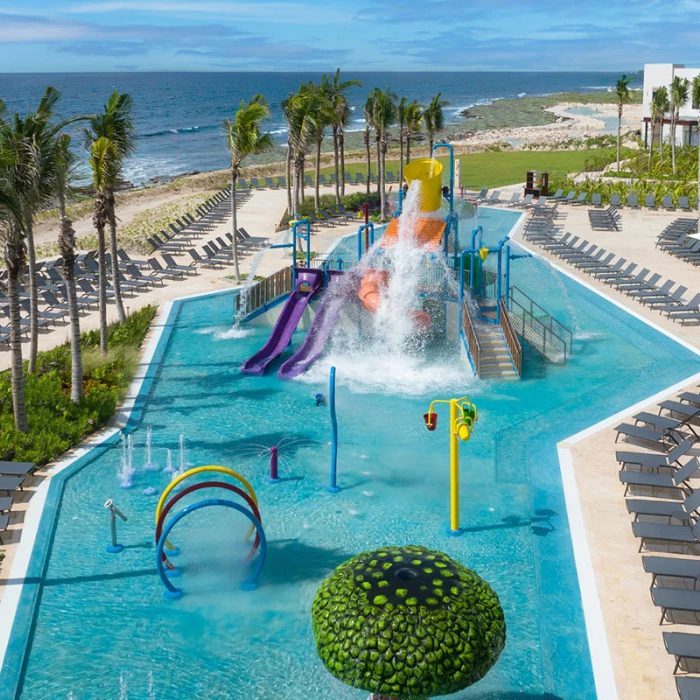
[241,268,324,375]
[278,271,350,379]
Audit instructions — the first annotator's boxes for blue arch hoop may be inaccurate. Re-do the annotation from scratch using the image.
[155,498,267,600]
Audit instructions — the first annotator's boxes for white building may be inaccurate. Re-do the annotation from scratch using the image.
[643,63,700,147]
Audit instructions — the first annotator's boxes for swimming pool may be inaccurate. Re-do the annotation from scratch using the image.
[1,218,699,699]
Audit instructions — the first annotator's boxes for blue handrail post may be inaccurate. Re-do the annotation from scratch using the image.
[357,222,375,261]
[397,187,405,216]
[328,366,340,493]
[432,143,454,213]
[505,244,512,310]
[469,226,483,293]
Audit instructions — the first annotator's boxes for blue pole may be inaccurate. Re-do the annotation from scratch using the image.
[292,225,298,285]
[505,244,511,310]
[452,215,460,270]
[432,143,454,213]
[469,226,483,293]
[304,219,311,268]
[328,366,340,493]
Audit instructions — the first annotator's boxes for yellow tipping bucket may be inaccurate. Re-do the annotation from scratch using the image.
[403,158,443,213]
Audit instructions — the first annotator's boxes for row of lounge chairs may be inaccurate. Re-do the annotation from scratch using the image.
[239,171,390,190]
[280,204,357,231]
[656,219,700,266]
[0,460,34,543]
[614,390,700,698]
[522,225,700,325]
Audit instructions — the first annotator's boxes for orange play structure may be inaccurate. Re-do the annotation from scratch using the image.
[379,217,446,250]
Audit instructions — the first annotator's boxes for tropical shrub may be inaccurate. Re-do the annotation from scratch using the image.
[0,305,157,465]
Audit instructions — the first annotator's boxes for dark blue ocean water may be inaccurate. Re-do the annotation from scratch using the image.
[0,72,625,184]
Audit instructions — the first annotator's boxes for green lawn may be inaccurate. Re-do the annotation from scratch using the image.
[313,147,625,189]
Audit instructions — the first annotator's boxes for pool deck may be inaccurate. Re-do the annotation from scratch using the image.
[3,187,700,698]
[511,202,700,700]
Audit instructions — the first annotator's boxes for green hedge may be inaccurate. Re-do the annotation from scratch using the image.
[0,305,157,465]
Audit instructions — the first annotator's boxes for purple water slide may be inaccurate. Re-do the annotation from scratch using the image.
[241,268,324,376]
[278,271,350,379]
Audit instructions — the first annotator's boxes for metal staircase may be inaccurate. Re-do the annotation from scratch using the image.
[505,286,573,364]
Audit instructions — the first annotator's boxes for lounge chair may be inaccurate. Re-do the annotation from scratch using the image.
[627,194,639,208]
[249,178,262,189]
[644,555,700,587]
[484,191,501,204]
[663,195,675,210]
[502,193,520,206]
[596,262,636,282]
[572,192,588,205]
[665,631,700,674]
[265,177,278,188]
[237,228,269,246]
[628,489,700,523]
[329,173,338,184]
[616,439,695,469]
[0,475,24,494]
[645,194,657,209]
[614,421,684,451]
[619,457,699,498]
[620,272,661,294]
[238,178,248,189]
[561,191,577,203]
[385,171,397,182]
[679,196,692,212]
[161,254,196,276]
[304,175,314,187]
[591,193,602,206]
[369,172,377,183]
[516,194,533,208]
[643,284,687,309]
[550,189,564,200]
[629,278,674,301]
[354,173,366,184]
[278,176,287,188]
[633,517,700,552]
[610,194,622,207]
[677,676,700,700]
[188,249,223,269]
[652,587,700,624]
[0,461,34,477]
[474,188,488,201]
[150,257,187,278]
[318,174,329,186]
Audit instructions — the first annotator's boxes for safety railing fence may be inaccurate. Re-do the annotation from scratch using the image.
[235,266,293,317]
[499,298,522,376]
[462,298,482,376]
[509,285,573,356]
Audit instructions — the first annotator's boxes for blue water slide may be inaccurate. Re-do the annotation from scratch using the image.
[241,268,324,376]
[277,271,350,379]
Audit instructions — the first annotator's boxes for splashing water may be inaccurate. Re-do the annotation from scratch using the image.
[148,671,155,700]
[170,434,187,481]
[119,671,130,700]
[117,433,135,489]
[301,179,464,396]
[162,448,175,475]
[143,426,157,471]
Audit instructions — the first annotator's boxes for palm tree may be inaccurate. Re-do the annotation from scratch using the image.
[670,76,690,175]
[55,134,83,403]
[328,70,362,202]
[615,75,634,172]
[0,87,72,374]
[650,87,670,166]
[373,87,397,221]
[423,93,449,154]
[223,94,274,282]
[0,110,29,432]
[397,97,407,188]
[364,91,377,196]
[84,92,136,324]
[86,136,118,354]
[312,76,333,213]
[404,100,423,167]
[692,75,700,224]
[284,84,319,218]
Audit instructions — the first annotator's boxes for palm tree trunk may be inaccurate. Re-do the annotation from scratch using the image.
[399,128,405,187]
[375,135,381,197]
[339,129,346,197]
[381,143,388,221]
[5,226,29,433]
[406,132,412,165]
[333,127,341,206]
[697,117,700,225]
[429,133,434,156]
[294,159,302,218]
[301,155,306,204]
[617,105,622,172]
[660,121,665,165]
[94,197,109,355]
[231,170,241,282]
[58,192,82,404]
[648,119,654,169]
[107,192,126,323]
[286,143,293,215]
[314,139,321,212]
[364,127,371,196]
[672,113,677,175]
[25,214,39,374]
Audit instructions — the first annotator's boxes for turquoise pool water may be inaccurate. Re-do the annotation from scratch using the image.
[2,214,700,700]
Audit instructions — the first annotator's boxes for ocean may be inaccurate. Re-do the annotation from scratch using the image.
[0,71,626,185]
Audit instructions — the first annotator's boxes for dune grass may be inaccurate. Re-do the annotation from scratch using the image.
[315,147,626,190]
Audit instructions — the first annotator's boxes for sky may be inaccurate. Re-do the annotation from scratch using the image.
[0,0,699,72]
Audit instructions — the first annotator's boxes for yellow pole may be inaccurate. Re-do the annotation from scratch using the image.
[449,399,460,533]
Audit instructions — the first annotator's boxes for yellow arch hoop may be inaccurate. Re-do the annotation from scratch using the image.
[156,466,258,551]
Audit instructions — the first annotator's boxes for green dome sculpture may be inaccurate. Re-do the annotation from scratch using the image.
[311,545,506,699]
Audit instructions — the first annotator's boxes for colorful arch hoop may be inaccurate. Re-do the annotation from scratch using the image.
[156,481,262,570]
[156,466,258,550]
[155,498,266,600]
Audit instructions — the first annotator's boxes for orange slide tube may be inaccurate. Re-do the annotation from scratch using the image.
[359,269,431,331]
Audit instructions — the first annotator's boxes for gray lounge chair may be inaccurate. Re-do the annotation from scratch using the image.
[550,189,564,200]
[677,676,700,700]
[614,422,683,451]
[485,191,501,204]
[573,192,588,205]
[627,193,639,208]
[304,175,314,187]
[318,174,329,186]
[188,249,223,269]
[645,194,657,209]
[0,475,24,493]
[0,496,12,512]
[354,173,366,184]
[627,489,700,523]
[619,456,698,497]
[161,254,196,276]
[516,194,533,208]
[617,439,695,469]
[474,188,488,201]
[0,461,33,476]
[633,518,700,552]
[610,193,622,207]
[644,555,700,587]
[652,587,700,624]
[643,285,687,309]
[591,193,602,206]
[561,191,576,203]
[664,632,700,674]
[679,196,692,211]
[663,195,675,210]
[265,177,278,189]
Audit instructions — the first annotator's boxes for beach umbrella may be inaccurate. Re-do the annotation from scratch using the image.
[311,545,506,700]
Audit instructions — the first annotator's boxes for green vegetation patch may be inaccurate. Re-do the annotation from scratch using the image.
[461,91,642,131]
[312,545,505,699]
[0,305,157,465]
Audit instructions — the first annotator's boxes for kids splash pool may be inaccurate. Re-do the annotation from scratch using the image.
[1,157,699,700]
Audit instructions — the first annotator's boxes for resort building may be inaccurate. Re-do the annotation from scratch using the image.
[643,63,700,147]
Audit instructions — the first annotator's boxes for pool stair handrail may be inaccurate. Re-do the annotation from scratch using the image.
[104,499,127,554]
[156,480,263,572]
[328,366,340,493]
[156,498,267,600]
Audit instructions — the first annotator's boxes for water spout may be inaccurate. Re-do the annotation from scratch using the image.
[143,426,157,471]
[117,432,135,489]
